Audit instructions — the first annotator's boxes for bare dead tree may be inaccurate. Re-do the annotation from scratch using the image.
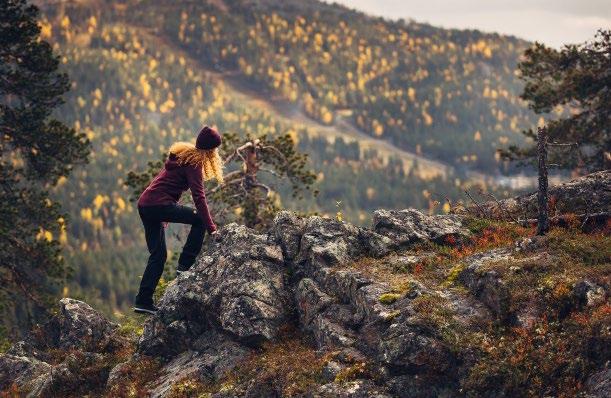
[537,127,550,235]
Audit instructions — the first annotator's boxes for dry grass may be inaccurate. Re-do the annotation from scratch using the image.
[476,227,610,313]
[349,255,430,292]
[459,225,610,397]
[105,356,162,398]
[463,302,611,397]
[220,329,329,397]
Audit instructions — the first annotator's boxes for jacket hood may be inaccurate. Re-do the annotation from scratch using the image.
[165,154,182,171]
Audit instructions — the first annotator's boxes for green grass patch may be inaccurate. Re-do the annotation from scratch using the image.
[116,313,147,338]
[379,293,402,305]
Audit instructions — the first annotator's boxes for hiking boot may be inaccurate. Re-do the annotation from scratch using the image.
[176,263,192,275]
[133,302,158,315]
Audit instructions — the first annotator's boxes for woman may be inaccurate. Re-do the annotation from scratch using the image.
[134,126,224,314]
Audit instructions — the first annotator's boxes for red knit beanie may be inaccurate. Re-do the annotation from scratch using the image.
[196,126,222,150]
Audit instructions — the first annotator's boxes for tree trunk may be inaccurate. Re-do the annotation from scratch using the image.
[537,127,549,235]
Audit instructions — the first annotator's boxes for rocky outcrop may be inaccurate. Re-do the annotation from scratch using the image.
[133,212,446,396]
[1,172,608,397]
[284,212,483,385]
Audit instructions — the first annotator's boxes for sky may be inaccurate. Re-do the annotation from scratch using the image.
[329,0,611,47]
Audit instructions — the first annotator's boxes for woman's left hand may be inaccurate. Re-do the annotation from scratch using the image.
[210,229,221,242]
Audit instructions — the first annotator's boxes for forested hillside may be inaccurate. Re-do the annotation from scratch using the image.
[31,0,534,316]
[39,0,541,170]
[124,0,536,170]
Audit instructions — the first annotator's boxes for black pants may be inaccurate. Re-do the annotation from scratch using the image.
[136,204,205,305]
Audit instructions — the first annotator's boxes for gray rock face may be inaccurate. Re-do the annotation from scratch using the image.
[458,249,514,323]
[0,354,52,394]
[273,210,306,261]
[8,298,125,355]
[584,368,611,398]
[145,332,249,398]
[295,216,374,271]
[373,209,469,246]
[56,298,122,351]
[1,299,126,358]
[297,278,337,329]
[139,223,290,358]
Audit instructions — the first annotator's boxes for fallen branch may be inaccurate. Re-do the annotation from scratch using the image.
[513,211,609,227]
[548,142,578,147]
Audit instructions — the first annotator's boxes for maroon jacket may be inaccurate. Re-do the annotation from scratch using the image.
[137,154,216,233]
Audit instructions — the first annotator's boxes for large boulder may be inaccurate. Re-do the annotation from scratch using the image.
[55,298,124,352]
[144,331,249,398]
[139,223,291,358]
[0,355,52,395]
[458,249,514,323]
[8,298,126,355]
[2,298,127,357]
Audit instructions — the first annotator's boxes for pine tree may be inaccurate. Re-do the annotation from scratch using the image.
[501,30,610,172]
[0,0,90,337]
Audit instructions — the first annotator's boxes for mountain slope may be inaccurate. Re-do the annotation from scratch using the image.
[123,0,535,170]
[41,0,535,171]
[140,27,452,180]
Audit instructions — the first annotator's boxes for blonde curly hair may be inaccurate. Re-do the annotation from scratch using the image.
[168,141,224,184]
